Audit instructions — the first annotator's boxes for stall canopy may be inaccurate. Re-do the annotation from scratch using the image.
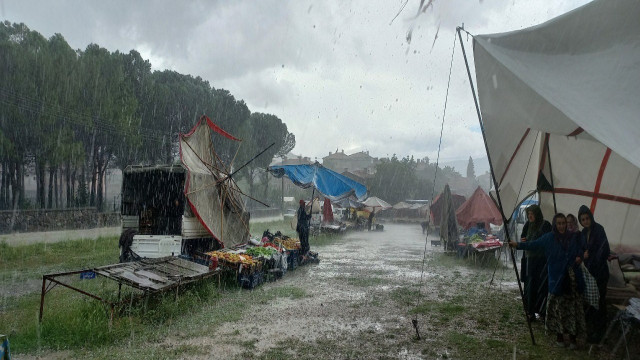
[362,196,392,212]
[439,184,460,251]
[179,116,250,248]
[430,190,466,225]
[392,201,410,210]
[269,163,367,201]
[473,0,640,250]
[456,187,503,231]
[323,198,334,223]
[335,197,363,209]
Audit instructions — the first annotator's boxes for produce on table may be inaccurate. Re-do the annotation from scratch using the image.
[274,237,301,250]
[246,247,277,258]
[205,250,259,267]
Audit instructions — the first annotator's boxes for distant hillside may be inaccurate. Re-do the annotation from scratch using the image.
[440,156,490,177]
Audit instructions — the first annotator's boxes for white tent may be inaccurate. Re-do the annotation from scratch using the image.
[362,196,392,212]
[393,201,411,210]
[473,0,640,250]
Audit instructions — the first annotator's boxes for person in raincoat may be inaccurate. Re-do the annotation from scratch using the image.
[578,205,610,343]
[367,210,375,231]
[565,214,579,234]
[520,204,552,321]
[296,199,311,255]
[510,213,586,349]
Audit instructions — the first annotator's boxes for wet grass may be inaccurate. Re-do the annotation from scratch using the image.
[3,216,337,358]
[5,227,627,359]
[0,236,119,286]
[5,278,310,358]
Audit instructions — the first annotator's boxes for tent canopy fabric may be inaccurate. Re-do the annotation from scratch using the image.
[430,190,466,225]
[362,196,392,211]
[323,198,334,223]
[180,117,250,248]
[335,197,363,209]
[473,0,640,250]
[439,184,459,250]
[456,187,503,231]
[392,201,410,210]
[269,163,367,201]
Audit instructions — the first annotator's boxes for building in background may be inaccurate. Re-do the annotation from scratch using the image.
[322,149,379,175]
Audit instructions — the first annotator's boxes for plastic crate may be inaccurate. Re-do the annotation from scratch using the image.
[237,271,264,289]
[287,250,299,271]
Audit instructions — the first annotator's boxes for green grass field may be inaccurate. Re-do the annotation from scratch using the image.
[0,219,337,357]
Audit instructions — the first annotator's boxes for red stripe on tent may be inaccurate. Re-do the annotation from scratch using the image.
[179,119,224,247]
[590,148,612,213]
[567,127,584,136]
[539,133,550,173]
[499,128,530,187]
[203,116,241,141]
[541,186,640,206]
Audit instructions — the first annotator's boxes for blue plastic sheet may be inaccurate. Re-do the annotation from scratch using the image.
[269,163,367,201]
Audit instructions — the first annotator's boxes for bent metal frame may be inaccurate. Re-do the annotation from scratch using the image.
[39,256,221,326]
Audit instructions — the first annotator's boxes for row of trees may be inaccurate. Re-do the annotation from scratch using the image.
[366,155,461,205]
[0,21,294,211]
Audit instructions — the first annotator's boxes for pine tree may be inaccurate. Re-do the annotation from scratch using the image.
[466,156,476,179]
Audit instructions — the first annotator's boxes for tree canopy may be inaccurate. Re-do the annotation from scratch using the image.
[0,21,295,211]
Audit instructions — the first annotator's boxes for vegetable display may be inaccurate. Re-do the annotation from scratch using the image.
[206,251,258,267]
[274,237,301,250]
[246,247,277,258]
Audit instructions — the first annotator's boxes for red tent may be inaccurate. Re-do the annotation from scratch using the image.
[430,190,466,225]
[455,187,503,231]
[323,198,334,223]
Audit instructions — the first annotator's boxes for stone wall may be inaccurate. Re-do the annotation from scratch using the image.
[0,208,120,234]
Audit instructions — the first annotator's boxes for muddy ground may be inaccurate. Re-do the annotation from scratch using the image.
[14,222,631,359]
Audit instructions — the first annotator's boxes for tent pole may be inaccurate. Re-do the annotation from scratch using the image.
[545,135,558,214]
[457,26,536,345]
[308,187,316,251]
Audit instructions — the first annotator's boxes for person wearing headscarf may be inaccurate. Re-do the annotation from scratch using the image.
[566,214,579,234]
[510,213,586,349]
[578,205,610,343]
[296,199,311,255]
[520,204,552,320]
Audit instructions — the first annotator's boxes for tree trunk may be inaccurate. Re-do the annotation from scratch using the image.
[90,156,97,207]
[36,160,46,208]
[18,162,24,207]
[8,160,16,209]
[54,167,59,208]
[71,168,77,207]
[47,166,54,209]
[88,127,97,207]
[1,160,6,209]
[78,164,85,207]
[262,171,269,200]
[66,162,72,208]
[96,154,105,211]
[248,169,255,210]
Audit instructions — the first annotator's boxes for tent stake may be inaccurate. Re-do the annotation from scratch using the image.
[457,26,535,346]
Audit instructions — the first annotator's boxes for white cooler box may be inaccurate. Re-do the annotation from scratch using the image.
[130,235,182,258]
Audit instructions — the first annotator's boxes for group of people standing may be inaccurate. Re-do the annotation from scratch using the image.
[509,204,610,348]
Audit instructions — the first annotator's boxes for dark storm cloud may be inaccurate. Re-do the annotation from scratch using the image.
[1,0,590,163]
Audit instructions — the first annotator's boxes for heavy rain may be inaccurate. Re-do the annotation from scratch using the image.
[1,1,639,359]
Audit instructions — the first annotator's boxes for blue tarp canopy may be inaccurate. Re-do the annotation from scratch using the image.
[269,163,367,201]
[335,197,364,209]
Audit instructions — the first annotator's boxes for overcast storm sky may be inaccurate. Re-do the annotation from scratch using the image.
[2,0,589,165]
